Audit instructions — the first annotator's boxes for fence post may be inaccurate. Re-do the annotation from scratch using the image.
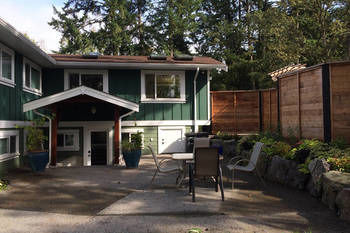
[322,64,331,143]
[259,90,263,132]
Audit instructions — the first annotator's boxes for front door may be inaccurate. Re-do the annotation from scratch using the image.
[158,127,186,153]
[90,131,107,165]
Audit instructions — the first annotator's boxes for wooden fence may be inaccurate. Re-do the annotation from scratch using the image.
[211,61,350,143]
[211,89,277,134]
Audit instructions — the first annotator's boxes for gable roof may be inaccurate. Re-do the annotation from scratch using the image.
[23,86,139,113]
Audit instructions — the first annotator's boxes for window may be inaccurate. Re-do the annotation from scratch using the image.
[0,130,19,162]
[0,42,15,87]
[121,128,144,148]
[141,71,185,103]
[64,70,108,92]
[57,130,79,151]
[23,57,42,95]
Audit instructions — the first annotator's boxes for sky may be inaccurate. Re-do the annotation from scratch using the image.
[0,0,64,53]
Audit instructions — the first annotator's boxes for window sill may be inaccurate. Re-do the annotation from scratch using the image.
[23,86,42,96]
[0,78,15,88]
[141,99,186,104]
[0,154,19,163]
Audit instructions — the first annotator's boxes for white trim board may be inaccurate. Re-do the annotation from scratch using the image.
[23,86,139,112]
[121,120,210,127]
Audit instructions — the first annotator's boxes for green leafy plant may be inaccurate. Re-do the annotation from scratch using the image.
[0,179,9,191]
[188,228,202,233]
[122,132,143,152]
[215,131,241,141]
[236,134,260,154]
[20,117,48,152]
[330,137,349,150]
[298,157,312,174]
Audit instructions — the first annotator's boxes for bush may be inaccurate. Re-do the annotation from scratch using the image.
[327,156,350,173]
[330,137,349,150]
[0,179,9,191]
[236,134,260,154]
[215,131,241,141]
[122,132,143,152]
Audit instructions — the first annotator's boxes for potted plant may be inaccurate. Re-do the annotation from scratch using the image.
[23,117,49,172]
[122,132,143,168]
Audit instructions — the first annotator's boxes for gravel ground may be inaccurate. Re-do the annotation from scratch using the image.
[0,155,349,233]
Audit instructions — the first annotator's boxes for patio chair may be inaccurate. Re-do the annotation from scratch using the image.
[190,147,224,202]
[147,145,182,185]
[226,142,265,189]
[193,137,210,151]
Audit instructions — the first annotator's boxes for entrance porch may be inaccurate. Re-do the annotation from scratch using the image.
[23,86,139,166]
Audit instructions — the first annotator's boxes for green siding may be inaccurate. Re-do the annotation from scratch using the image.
[42,68,64,96]
[109,69,141,103]
[196,71,209,120]
[0,53,40,121]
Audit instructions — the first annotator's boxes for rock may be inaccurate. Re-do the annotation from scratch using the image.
[266,156,309,189]
[335,188,350,222]
[307,158,330,197]
[322,171,350,210]
[267,156,290,184]
[294,149,310,164]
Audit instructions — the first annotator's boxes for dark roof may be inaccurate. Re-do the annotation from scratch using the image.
[49,54,224,65]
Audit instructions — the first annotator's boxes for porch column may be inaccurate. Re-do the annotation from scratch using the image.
[51,105,58,166]
[114,107,120,164]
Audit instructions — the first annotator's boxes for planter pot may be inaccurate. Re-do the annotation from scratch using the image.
[123,150,142,168]
[27,151,49,172]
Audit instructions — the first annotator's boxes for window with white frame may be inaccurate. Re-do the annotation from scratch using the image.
[121,128,144,148]
[141,70,186,103]
[57,130,80,151]
[0,130,19,162]
[23,57,42,95]
[0,42,15,87]
[64,70,108,92]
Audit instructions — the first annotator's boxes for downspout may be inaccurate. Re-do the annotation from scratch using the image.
[33,110,52,166]
[193,67,200,132]
[118,110,136,162]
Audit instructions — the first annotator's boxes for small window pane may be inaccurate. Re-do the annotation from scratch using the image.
[2,51,12,80]
[31,67,40,90]
[156,74,180,98]
[145,74,155,98]
[65,134,74,146]
[57,134,64,147]
[69,73,80,89]
[81,74,103,91]
[0,138,9,155]
[25,64,31,87]
[10,136,16,153]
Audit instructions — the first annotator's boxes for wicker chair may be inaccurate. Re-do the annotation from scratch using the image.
[189,147,224,202]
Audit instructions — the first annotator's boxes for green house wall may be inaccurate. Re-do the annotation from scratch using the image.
[0,52,41,121]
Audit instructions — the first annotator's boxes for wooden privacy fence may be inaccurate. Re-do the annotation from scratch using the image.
[211,89,278,134]
[211,61,350,143]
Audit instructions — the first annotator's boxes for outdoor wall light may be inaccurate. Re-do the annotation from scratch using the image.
[91,106,97,114]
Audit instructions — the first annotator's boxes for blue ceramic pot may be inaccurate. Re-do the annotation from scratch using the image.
[27,151,49,172]
[123,150,142,168]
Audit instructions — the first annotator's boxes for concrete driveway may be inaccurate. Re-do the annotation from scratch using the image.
[0,155,349,233]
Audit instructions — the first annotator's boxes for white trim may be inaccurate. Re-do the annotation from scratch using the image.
[141,70,186,103]
[158,126,186,153]
[56,61,228,71]
[121,120,210,127]
[22,57,42,96]
[207,70,211,121]
[85,127,112,166]
[0,120,42,128]
[23,86,139,113]
[64,69,108,92]
[57,129,80,151]
[0,130,20,162]
[0,42,15,86]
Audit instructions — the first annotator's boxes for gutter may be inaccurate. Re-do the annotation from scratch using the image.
[33,110,52,166]
[193,67,200,132]
[118,110,136,163]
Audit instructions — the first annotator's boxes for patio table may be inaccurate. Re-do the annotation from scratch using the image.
[172,153,194,190]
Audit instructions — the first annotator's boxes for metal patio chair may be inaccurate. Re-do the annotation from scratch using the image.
[226,142,265,189]
[148,145,182,185]
[190,147,224,202]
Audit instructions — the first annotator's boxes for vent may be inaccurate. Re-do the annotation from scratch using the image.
[82,52,100,59]
[173,55,193,61]
[148,55,167,60]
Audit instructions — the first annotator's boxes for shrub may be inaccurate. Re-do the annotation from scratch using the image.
[330,137,349,150]
[0,179,9,191]
[236,134,260,154]
[122,132,143,152]
[215,131,241,141]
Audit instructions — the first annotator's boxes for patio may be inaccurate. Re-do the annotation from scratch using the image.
[0,155,349,233]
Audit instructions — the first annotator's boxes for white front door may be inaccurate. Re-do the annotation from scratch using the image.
[158,127,186,153]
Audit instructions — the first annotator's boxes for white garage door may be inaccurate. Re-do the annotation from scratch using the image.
[158,127,186,153]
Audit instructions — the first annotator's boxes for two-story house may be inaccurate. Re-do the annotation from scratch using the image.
[0,17,226,173]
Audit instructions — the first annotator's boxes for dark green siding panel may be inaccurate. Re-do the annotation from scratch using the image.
[196,71,208,120]
[154,104,163,120]
[109,70,140,103]
[163,103,172,120]
[144,104,154,120]
[173,104,182,120]
[0,85,10,120]
[42,69,64,96]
